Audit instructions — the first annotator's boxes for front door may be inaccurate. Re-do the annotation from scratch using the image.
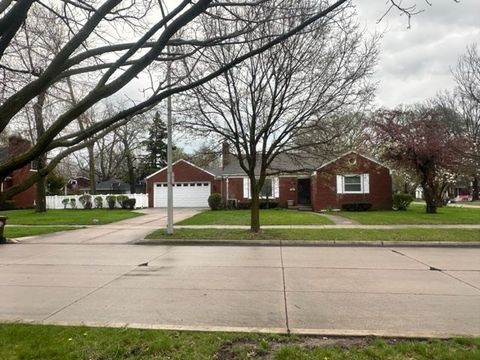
[297,178,311,205]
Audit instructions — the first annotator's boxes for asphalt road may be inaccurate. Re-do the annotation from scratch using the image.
[0,210,479,338]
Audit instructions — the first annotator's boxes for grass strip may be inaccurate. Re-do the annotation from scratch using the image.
[0,209,142,225]
[5,226,78,238]
[337,204,480,225]
[0,323,479,360]
[177,209,333,226]
[146,228,480,242]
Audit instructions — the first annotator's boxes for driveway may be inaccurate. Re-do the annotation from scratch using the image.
[0,237,479,337]
[16,208,203,245]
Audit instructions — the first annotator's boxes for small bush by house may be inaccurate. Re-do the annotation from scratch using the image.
[393,192,414,211]
[208,193,223,210]
[341,203,372,211]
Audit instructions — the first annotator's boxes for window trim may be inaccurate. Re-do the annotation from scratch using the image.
[342,174,363,194]
[243,177,279,199]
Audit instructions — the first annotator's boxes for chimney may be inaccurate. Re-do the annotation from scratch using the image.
[222,141,230,170]
[8,135,31,155]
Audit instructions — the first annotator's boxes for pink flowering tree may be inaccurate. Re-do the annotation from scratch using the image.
[372,108,465,213]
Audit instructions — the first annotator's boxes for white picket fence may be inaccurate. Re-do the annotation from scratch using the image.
[46,194,149,209]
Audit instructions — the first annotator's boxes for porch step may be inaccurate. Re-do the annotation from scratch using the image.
[289,205,313,211]
[298,206,313,211]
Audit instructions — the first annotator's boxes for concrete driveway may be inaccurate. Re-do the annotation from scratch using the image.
[1,232,479,337]
[17,208,202,245]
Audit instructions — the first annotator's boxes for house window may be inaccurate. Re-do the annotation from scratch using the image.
[243,177,279,199]
[260,178,273,198]
[336,174,369,194]
[344,175,362,192]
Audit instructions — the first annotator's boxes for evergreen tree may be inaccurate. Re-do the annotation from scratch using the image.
[141,112,168,176]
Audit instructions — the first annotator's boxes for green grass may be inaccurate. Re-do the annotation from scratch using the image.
[146,228,480,242]
[5,226,78,238]
[0,324,479,360]
[177,209,333,226]
[337,204,480,225]
[0,209,142,225]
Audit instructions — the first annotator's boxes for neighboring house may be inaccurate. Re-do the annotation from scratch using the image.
[67,176,90,194]
[95,179,131,194]
[0,136,37,208]
[146,148,393,210]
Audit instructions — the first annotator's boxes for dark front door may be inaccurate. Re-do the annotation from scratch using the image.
[297,178,311,205]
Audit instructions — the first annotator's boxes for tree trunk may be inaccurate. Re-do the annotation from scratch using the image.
[87,144,96,194]
[422,184,437,214]
[250,183,260,233]
[127,152,136,194]
[34,91,47,213]
[472,176,479,201]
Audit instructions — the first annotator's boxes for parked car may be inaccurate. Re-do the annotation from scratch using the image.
[449,195,473,203]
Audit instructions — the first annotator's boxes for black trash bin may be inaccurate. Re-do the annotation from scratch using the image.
[0,216,7,244]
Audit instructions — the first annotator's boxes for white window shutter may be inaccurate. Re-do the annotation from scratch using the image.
[363,174,370,194]
[336,175,343,194]
[273,177,280,198]
[243,177,250,199]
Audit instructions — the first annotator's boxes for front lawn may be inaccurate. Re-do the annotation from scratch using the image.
[0,209,142,225]
[146,228,480,242]
[5,226,78,239]
[176,209,333,226]
[337,204,480,225]
[1,323,479,360]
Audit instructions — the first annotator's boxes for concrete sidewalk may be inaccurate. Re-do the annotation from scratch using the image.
[0,242,479,338]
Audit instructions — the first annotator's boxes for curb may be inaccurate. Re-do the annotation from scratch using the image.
[4,319,477,339]
[135,239,480,248]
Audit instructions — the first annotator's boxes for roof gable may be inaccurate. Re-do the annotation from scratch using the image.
[145,159,216,180]
[315,151,389,171]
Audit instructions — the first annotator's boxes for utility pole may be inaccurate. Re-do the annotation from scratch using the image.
[166,57,173,235]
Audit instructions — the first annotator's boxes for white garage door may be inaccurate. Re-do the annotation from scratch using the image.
[153,182,211,207]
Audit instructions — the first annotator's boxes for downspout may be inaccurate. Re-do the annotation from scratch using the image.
[226,176,229,207]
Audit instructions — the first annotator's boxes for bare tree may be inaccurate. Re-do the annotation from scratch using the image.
[0,0,453,205]
[181,3,378,232]
[451,44,480,199]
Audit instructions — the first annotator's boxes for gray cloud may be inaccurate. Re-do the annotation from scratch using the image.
[355,0,480,107]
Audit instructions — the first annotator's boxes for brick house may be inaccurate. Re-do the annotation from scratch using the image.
[146,149,392,210]
[0,136,37,208]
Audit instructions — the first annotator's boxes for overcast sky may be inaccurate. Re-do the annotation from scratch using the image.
[355,0,480,108]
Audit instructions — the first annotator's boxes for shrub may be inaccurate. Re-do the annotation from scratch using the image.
[122,198,136,210]
[106,195,117,209]
[341,203,372,211]
[69,198,77,209]
[116,195,129,208]
[208,193,223,210]
[61,198,69,209]
[94,196,103,209]
[79,195,92,209]
[236,201,279,210]
[393,192,414,211]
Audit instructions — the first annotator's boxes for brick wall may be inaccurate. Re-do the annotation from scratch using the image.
[278,177,297,207]
[2,136,37,208]
[312,153,392,211]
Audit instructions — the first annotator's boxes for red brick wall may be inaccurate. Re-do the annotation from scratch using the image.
[312,153,392,211]
[278,177,297,207]
[224,177,244,202]
[146,160,216,207]
[2,136,37,208]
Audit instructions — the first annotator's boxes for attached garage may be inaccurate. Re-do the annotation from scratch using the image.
[146,159,220,208]
[153,182,211,207]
